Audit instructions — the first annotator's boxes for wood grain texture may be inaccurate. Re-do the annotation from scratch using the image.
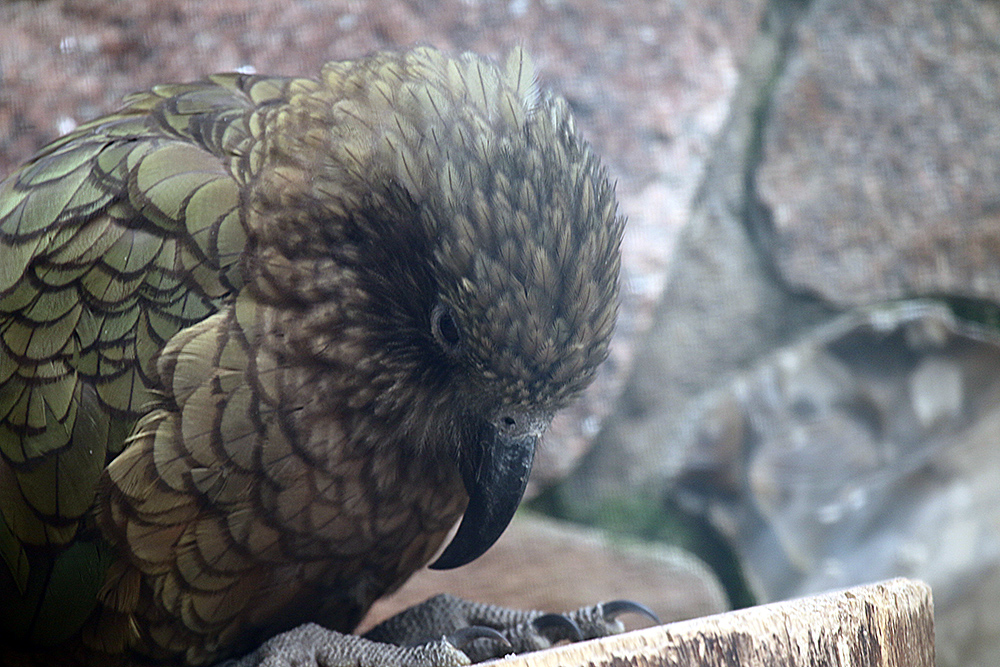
[490,578,933,667]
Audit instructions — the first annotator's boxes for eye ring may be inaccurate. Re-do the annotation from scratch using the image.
[431,302,462,354]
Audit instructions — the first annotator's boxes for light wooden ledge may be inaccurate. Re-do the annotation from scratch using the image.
[491,578,933,667]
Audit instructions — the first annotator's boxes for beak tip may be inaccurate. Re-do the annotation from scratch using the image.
[427,429,539,570]
[427,546,470,570]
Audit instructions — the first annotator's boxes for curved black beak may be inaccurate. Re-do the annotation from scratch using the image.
[429,413,547,570]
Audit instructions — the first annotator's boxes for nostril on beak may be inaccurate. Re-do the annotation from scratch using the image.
[494,411,552,440]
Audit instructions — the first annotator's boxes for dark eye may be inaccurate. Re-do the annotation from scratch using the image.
[431,302,462,354]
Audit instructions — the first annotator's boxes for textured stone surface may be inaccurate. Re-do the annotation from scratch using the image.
[756,0,1000,306]
[563,10,832,507]
[670,302,1000,667]
[556,2,1000,665]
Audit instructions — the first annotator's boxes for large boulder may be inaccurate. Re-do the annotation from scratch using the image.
[561,0,1000,664]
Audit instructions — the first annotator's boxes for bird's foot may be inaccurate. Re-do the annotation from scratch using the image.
[363,594,659,663]
[220,595,657,666]
[217,622,473,667]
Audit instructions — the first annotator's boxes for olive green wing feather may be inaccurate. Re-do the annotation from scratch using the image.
[0,72,289,640]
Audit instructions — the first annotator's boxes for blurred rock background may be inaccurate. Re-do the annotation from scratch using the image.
[3,0,1000,665]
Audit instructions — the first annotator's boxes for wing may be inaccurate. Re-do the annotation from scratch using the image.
[0,72,292,641]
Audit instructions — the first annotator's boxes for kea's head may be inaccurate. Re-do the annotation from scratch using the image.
[248,46,623,568]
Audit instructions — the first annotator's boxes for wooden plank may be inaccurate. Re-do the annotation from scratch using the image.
[492,578,933,667]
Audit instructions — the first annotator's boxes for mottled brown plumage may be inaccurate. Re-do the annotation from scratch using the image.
[0,47,623,666]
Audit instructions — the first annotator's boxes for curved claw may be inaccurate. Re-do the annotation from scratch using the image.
[601,600,661,625]
[446,626,511,650]
[532,613,583,643]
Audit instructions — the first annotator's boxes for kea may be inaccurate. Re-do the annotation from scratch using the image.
[0,46,638,667]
